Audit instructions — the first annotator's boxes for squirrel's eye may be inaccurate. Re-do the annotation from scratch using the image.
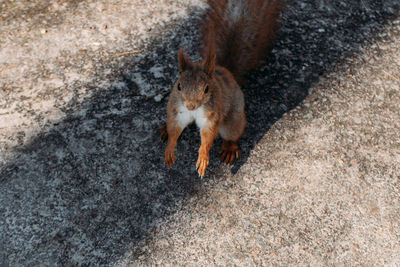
[177,83,181,91]
[204,85,209,94]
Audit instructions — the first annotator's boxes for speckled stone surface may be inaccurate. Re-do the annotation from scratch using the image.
[0,0,399,266]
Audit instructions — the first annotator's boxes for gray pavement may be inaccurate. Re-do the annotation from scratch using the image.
[0,0,399,266]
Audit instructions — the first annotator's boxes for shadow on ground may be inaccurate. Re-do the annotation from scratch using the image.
[0,0,398,265]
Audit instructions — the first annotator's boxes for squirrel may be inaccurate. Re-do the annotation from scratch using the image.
[160,0,284,177]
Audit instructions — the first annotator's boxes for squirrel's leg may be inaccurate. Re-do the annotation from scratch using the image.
[196,125,219,177]
[218,111,246,165]
[164,122,183,168]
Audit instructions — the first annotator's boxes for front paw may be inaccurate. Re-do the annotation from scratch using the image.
[165,148,176,167]
[196,155,209,177]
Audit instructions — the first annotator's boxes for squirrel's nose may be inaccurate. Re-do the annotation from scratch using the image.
[186,103,196,110]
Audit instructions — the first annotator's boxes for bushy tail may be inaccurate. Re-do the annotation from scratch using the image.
[201,0,284,85]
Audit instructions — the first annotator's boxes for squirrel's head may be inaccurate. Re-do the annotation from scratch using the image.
[174,47,215,111]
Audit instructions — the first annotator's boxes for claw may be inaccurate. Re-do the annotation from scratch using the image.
[165,148,176,168]
[229,152,235,164]
[196,156,209,177]
[218,140,241,165]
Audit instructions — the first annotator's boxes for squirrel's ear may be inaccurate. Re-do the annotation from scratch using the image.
[178,48,192,73]
[203,38,216,78]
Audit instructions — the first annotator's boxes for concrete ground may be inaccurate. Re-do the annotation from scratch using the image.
[0,0,399,266]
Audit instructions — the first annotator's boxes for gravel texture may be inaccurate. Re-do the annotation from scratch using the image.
[0,0,399,266]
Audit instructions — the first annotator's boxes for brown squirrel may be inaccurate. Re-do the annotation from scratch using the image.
[160,0,283,177]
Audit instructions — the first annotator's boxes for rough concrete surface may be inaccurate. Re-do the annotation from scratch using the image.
[0,0,399,266]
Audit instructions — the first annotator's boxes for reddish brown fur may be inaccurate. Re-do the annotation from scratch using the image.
[161,0,283,176]
[202,0,284,85]
[161,46,246,176]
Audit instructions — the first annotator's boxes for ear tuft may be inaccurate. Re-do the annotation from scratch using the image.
[203,34,216,78]
[178,48,192,73]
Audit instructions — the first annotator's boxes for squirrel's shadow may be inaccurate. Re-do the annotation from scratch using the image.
[0,0,398,265]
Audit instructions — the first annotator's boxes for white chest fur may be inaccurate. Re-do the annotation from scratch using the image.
[176,104,209,130]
